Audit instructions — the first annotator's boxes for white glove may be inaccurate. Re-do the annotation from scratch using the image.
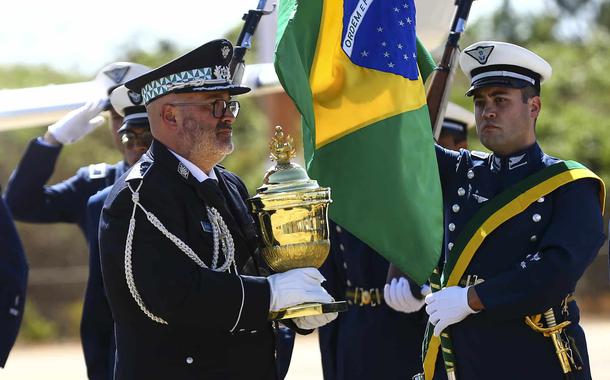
[425,286,477,336]
[293,312,338,330]
[267,268,333,311]
[384,277,431,314]
[48,97,107,144]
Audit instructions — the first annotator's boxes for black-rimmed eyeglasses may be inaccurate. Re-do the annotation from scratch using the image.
[169,99,240,118]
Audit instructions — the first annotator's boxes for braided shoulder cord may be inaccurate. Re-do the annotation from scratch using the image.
[124,181,239,325]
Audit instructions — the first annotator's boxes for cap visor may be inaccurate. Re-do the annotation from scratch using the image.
[465,77,531,96]
[118,118,150,133]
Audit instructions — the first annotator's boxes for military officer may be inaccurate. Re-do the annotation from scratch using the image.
[437,102,473,151]
[2,61,151,380]
[4,61,150,234]
[99,39,336,380]
[318,106,474,380]
[0,194,28,368]
[387,41,604,380]
[82,84,153,380]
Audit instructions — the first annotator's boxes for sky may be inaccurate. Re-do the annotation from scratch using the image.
[0,0,544,77]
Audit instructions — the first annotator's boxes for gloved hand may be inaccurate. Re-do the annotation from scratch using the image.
[384,277,431,313]
[267,267,332,312]
[48,97,107,144]
[293,311,338,330]
[425,286,477,336]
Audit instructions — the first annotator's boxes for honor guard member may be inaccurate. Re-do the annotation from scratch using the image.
[318,105,474,380]
[0,194,28,368]
[4,61,150,234]
[391,41,605,380]
[437,102,474,151]
[82,84,153,380]
[2,62,151,380]
[99,39,336,380]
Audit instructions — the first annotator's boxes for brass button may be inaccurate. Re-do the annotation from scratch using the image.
[467,170,475,179]
[452,204,460,213]
[336,225,342,233]
[532,214,542,222]
[457,187,466,196]
[448,223,456,232]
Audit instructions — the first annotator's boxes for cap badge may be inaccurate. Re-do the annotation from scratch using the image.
[177,162,190,179]
[221,45,231,59]
[213,65,231,81]
[465,45,494,65]
[127,90,143,105]
[103,66,130,84]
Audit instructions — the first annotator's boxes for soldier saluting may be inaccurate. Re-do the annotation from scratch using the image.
[386,41,605,380]
[99,39,336,380]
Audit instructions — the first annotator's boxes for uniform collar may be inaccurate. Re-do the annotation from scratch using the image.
[489,142,543,173]
[169,150,218,183]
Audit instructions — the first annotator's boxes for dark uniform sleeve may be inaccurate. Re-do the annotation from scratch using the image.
[100,181,271,332]
[0,197,28,367]
[81,188,115,380]
[435,144,461,195]
[475,179,604,320]
[5,138,105,227]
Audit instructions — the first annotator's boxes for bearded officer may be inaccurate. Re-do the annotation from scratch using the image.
[99,39,336,380]
[386,41,604,380]
[82,83,153,380]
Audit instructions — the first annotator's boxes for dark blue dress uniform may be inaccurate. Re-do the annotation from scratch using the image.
[99,140,277,380]
[432,142,604,380]
[0,195,28,367]
[4,138,127,234]
[84,186,115,380]
[4,137,127,379]
[319,220,427,380]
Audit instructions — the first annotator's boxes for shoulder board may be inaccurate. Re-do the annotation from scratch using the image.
[471,150,490,160]
[88,163,108,179]
[125,159,153,182]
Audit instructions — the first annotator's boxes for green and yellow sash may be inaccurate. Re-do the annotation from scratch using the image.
[422,161,605,380]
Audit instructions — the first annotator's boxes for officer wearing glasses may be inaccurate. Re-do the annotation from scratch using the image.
[82,83,153,380]
[99,39,336,379]
[3,62,150,380]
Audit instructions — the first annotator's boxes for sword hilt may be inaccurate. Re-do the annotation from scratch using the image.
[525,310,575,376]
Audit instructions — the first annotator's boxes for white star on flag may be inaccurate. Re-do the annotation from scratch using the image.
[388,62,395,68]
[394,7,399,12]
[406,17,412,24]
[397,43,403,49]
[399,20,404,26]
[384,51,390,58]
[361,50,369,57]
[377,26,383,32]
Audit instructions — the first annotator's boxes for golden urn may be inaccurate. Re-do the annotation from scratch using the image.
[248,126,332,272]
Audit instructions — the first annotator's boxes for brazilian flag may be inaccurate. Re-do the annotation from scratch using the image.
[274,0,442,284]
